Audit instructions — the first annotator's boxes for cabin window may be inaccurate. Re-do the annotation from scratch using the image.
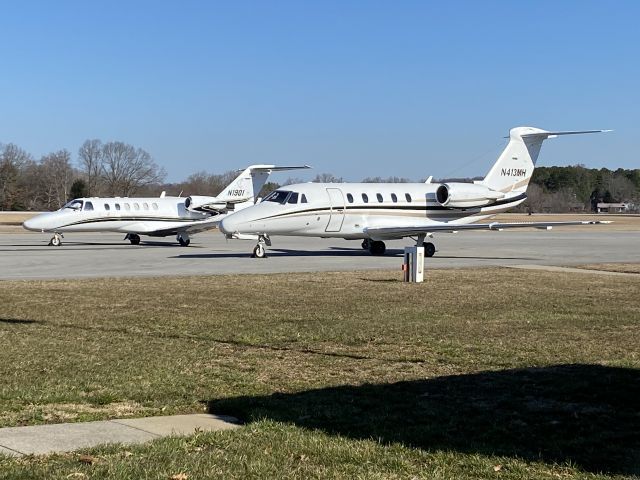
[115,203,121,211]
[287,192,299,204]
[391,193,397,203]
[376,193,383,203]
[84,201,94,211]
[124,203,131,211]
[301,194,308,204]
[134,203,140,210]
[346,193,353,203]
[362,193,369,203]
[405,193,412,202]
[143,202,149,210]
[104,204,110,211]
[152,203,159,210]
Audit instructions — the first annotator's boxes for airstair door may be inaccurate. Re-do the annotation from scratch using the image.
[325,188,345,232]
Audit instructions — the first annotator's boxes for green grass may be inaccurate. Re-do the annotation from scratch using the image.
[0,268,638,478]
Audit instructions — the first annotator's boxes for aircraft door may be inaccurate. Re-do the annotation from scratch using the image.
[325,188,345,232]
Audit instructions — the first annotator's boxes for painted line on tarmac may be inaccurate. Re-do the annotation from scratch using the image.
[504,264,639,277]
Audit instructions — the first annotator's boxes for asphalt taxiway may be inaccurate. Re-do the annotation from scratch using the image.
[0,228,638,280]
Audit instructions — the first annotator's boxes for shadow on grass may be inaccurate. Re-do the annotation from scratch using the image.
[208,364,640,474]
[0,318,41,324]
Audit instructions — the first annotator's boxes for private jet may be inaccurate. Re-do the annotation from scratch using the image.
[219,127,610,258]
[24,164,309,246]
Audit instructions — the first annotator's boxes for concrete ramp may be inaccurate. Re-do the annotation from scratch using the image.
[0,413,239,456]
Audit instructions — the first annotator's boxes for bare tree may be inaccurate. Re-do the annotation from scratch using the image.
[313,173,343,183]
[362,176,411,183]
[78,139,103,196]
[40,150,74,209]
[100,142,166,196]
[0,144,32,210]
[606,176,636,203]
[176,170,238,196]
[18,159,47,210]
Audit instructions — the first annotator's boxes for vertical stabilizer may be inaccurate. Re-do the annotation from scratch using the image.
[217,164,311,204]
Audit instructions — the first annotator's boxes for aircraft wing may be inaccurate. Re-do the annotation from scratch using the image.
[133,217,223,237]
[364,220,611,239]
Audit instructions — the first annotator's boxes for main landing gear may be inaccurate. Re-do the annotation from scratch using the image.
[361,238,386,255]
[125,233,141,245]
[422,241,436,257]
[48,233,63,246]
[361,237,436,257]
[251,235,271,258]
[177,232,191,246]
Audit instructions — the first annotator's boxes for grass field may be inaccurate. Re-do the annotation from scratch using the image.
[0,268,638,478]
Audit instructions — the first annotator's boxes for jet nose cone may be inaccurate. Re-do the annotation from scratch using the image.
[22,216,40,231]
[219,215,236,235]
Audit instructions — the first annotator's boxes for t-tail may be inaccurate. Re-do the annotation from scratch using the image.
[479,126,610,194]
[216,164,311,206]
[184,164,310,213]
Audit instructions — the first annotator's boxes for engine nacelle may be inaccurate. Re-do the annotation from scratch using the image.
[435,183,505,208]
[184,196,227,213]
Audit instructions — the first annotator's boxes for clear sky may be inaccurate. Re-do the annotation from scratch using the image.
[0,1,638,182]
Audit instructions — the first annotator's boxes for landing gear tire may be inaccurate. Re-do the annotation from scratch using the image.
[361,239,370,250]
[177,233,191,247]
[423,242,436,257]
[48,233,63,247]
[252,244,266,258]
[369,240,386,255]
[127,234,141,245]
[251,235,270,258]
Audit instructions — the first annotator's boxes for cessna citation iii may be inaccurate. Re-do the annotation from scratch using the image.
[219,127,610,258]
[23,164,309,246]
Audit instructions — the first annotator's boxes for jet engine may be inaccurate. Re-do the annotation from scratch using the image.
[184,196,227,213]
[435,183,505,208]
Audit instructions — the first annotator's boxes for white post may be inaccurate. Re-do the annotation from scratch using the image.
[403,246,425,282]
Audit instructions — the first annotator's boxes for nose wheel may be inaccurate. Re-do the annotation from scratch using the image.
[48,233,63,246]
[251,235,271,258]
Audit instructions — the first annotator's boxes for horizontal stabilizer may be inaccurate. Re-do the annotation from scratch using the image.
[242,165,312,172]
[521,129,611,138]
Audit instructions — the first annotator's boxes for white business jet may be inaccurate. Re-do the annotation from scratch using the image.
[219,127,610,258]
[23,164,309,246]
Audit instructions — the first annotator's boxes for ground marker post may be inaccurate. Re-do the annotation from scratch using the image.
[403,246,424,282]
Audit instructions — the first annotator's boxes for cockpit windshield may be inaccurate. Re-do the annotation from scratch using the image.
[263,190,293,205]
[62,199,83,211]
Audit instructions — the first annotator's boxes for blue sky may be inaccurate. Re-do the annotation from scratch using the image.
[0,1,638,182]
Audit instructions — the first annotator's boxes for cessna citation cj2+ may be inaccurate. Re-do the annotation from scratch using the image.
[23,164,309,246]
[220,127,610,258]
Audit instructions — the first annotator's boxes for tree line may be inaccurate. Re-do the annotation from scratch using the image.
[0,141,166,210]
[1,140,638,212]
[518,165,640,213]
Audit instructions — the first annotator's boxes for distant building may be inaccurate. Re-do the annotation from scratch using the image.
[597,202,631,213]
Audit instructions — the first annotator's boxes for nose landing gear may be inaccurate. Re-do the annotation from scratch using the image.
[48,233,63,246]
[251,235,271,258]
